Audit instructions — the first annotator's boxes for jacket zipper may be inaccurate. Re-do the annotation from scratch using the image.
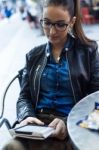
[34,65,41,91]
[35,56,47,109]
[66,50,77,104]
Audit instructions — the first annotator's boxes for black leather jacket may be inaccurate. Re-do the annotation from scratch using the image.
[17,37,99,122]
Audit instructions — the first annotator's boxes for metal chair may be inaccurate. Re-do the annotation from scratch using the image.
[0,69,23,129]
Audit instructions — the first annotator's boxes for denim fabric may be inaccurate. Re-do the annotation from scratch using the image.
[37,38,74,116]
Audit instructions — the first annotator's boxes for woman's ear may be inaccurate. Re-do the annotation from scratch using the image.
[70,16,76,28]
[67,17,76,38]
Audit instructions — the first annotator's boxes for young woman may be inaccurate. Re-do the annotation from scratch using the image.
[17,0,99,141]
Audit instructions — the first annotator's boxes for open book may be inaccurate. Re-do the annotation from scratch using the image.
[9,124,55,140]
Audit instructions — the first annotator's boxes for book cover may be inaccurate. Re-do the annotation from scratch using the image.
[9,124,55,140]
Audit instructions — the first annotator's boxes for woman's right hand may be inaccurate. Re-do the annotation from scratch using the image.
[20,117,44,126]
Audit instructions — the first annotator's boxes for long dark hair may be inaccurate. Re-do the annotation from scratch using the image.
[43,0,92,45]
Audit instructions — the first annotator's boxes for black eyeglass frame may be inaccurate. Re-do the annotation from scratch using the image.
[40,19,69,32]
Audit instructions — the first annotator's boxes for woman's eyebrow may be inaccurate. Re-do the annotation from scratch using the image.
[43,18,67,23]
[55,20,68,23]
[43,18,51,21]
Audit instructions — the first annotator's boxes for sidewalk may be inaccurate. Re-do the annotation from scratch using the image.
[83,24,99,42]
[0,14,24,52]
[0,14,47,84]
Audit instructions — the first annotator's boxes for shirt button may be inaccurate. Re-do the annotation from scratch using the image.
[65,48,68,51]
[41,109,43,113]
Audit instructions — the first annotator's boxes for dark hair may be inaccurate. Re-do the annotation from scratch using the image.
[43,0,93,45]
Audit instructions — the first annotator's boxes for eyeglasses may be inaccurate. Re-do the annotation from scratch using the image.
[40,19,69,31]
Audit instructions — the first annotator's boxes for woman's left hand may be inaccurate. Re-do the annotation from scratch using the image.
[48,118,67,140]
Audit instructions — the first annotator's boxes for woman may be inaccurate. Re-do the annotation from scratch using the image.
[17,0,99,141]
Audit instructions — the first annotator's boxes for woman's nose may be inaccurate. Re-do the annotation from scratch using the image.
[49,25,57,35]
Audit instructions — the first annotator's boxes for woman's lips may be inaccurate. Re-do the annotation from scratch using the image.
[50,36,59,40]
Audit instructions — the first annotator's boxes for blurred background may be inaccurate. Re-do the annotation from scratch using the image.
[0,0,99,148]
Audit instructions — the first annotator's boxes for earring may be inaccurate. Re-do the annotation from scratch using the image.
[68,27,75,38]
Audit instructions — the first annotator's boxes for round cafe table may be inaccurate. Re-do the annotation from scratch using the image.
[67,91,99,150]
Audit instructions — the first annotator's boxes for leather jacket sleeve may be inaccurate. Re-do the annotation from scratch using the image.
[88,42,99,93]
[16,45,46,122]
[17,55,35,122]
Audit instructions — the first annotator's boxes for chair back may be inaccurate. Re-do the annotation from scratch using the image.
[0,69,24,129]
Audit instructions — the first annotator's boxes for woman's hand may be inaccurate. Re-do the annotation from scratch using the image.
[20,117,44,126]
[48,118,67,140]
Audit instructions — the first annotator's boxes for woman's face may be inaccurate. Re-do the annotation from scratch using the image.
[42,6,71,46]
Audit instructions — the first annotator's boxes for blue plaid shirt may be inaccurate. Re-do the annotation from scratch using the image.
[37,37,74,116]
